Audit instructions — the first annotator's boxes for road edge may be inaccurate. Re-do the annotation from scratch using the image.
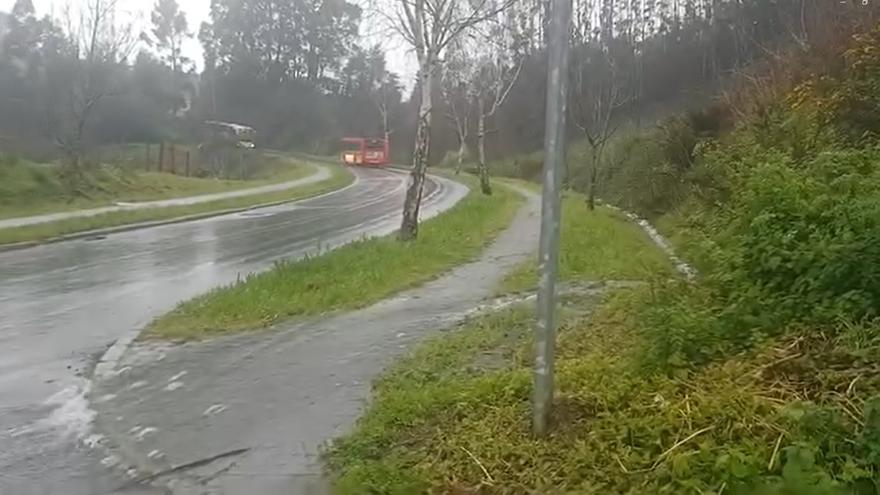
[85,176,544,493]
[0,164,356,253]
[91,169,463,379]
[84,169,468,490]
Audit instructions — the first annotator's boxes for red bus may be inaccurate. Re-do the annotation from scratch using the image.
[341,137,390,166]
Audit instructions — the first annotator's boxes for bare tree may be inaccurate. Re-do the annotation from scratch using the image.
[570,46,630,209]
[440,41,476,174]
[376,82,393,144]
[54,0,136,187]
[373,72,399,146]
[386,0,509,240]
[473,40,524,195]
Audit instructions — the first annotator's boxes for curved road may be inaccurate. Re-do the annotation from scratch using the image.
[0,166,467,494]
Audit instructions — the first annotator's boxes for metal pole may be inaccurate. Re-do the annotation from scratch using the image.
[533,0,572,437]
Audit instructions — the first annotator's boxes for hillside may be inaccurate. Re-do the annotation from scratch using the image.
[326,19,880,495]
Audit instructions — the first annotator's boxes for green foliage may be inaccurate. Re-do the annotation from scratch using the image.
[658,116,699,170]
[639,141,880,372]
[586,130,686,217]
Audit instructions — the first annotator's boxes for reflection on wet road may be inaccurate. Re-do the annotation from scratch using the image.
[0,166,453,494]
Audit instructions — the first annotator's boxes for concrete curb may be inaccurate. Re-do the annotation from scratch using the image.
[0,164,356,254]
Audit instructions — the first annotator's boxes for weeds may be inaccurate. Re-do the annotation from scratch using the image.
[327,289,880,493]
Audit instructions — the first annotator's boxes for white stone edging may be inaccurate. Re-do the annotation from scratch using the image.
[602,203,697,280]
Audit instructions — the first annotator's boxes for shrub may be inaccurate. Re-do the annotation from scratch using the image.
[639,141,880,372]
[659,116,699,170]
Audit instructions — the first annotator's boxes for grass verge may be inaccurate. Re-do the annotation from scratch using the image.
[326,287,880,493]
[144,176,524,340]
[0,153,314,220]
[500,193,673,293]
[0,163,352,246]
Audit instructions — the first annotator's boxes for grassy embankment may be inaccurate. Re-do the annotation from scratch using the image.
[145,175,524,340]
[326,25,880,495]
[0,158,351,246]
[0,151,314,219]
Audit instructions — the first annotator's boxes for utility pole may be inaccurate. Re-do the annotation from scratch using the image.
[533,0,572,437]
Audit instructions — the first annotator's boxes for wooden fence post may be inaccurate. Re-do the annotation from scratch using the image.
[158,142,165,173]
[169,144,176,174]
[186,150,191,177]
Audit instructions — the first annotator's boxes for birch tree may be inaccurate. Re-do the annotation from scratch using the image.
[472,31,524,195]
[388,0,510,240]
[440,41,476,174]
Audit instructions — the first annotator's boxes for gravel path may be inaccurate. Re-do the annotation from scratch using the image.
[91,184,541,494]
[0,163,332,229]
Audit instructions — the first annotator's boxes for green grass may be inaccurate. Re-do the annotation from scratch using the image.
[0,153,314,219]
[0,164,353,246]
[326,288,880,494]
[500,193,673,293]
[145,177,525,340]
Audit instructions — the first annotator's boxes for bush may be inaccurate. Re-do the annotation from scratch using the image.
[720,149,880,320]
[638,136,880,372]
[598,130,689,217]
[658,116,699,170]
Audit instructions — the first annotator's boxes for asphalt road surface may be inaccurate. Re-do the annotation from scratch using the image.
[0,166,466,495]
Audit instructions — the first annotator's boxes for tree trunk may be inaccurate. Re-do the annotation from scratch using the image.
[400,57,434,241]
[588,147,599,210]
[477,100,492,195]
[455,136,467,174]
[382,105,390,146]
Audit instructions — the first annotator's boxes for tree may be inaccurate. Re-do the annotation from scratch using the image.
[52,0,136,185]
[472,14,526,195]
[202,0,360,84]
[440,41,477,174]
[148,0,190,74]
[387,0,510,240]
[570,42,631,209]
[368,46,401,144]
[338,45,402,140]
[195,0,364,151]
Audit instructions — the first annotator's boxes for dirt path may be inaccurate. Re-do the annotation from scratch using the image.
[0,163,332,230]
[91,185,541,494]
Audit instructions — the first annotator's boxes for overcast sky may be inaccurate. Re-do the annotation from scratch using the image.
[0,0,417,85]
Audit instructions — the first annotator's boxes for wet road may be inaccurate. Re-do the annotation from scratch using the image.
[0,166,464,494]
[91,185,540,494]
